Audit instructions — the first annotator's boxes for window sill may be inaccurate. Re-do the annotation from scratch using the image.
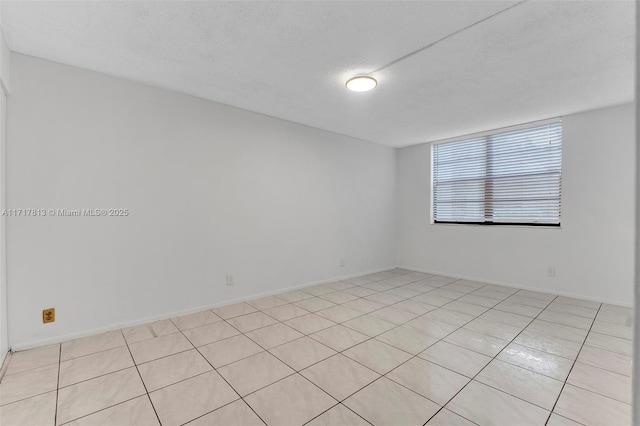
[430,221,562,230]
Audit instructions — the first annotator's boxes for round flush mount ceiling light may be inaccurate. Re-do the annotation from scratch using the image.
[345,75,377,92]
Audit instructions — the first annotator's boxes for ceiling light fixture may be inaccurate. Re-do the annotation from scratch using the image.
[345,75,377,92]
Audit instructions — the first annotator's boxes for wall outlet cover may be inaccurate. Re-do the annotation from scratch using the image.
[42,308,55,324]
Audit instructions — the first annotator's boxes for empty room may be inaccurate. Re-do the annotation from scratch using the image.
[0,1,636,425]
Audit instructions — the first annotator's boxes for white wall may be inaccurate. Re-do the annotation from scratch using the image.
[0,91,6,360]
[7,54,397,349]
[0,29,10,361]
[397,103,635,306]
[6,52,634,351]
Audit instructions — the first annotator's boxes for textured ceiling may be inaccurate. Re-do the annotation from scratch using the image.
[1,1,635,147]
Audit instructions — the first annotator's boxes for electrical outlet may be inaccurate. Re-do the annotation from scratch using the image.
[547,266,556,277]
[226,275,234,286]
[42,308,55,324]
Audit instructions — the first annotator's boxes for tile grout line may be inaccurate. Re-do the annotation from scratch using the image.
[53,343,62,426]
[281,278,491,423]
[544,303,602,426]
[52,347,194,393]
[374,284,517,425]
[36,337,131,370]
[0,389,57,409]
[54,344,145,390]
[0,350,13,383]
[298,278,528,424]
[178,270,428,425]
[417,293,560,425]
[1,358,59,380]
[202,310,359,426]
[302,402,373,426]
[224,271,442,338]
[52,343,152,425]
[201,276,541,424]
[232,274,440,359]
[56,396,157,426]
[201,292,415,426]
[315,281,486,424]
[439,294,611,420]
[237,272,435,426]
[119,329,164,426]
[439,298,592,363]
[169,316,270,426]
[570,352,633,378]
[0,365,63,409]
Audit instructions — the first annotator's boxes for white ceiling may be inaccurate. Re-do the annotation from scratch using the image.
[1,1,635,147]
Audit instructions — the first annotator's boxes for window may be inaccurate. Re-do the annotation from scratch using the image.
[432,121,562,226]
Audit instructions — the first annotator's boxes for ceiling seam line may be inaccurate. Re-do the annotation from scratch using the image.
[370,0,527,74]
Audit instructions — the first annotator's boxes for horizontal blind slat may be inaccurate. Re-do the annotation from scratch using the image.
[433,122,562,225]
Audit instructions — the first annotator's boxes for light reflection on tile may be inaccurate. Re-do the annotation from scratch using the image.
[496,343,574,381]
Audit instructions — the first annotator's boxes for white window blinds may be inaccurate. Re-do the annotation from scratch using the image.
[432,122,562,226]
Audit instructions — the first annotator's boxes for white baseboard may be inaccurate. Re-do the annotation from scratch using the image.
[10,266,397,352]
[399,265,634,308]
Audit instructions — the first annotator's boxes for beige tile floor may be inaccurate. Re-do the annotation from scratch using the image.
[0,269,633,426]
